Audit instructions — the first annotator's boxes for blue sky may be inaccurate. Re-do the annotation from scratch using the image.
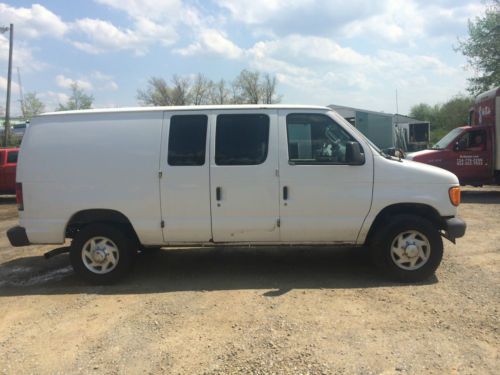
[0,0,488,115]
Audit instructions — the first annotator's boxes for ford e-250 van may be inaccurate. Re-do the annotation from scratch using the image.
[7,105,466,283]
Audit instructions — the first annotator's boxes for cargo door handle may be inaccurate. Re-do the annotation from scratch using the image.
[216,187,222,201]
[283,186,288,200]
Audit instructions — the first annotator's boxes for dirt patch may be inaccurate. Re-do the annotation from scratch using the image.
[0,187,499,374]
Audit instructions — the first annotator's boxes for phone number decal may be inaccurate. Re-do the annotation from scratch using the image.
[457,155,483,166]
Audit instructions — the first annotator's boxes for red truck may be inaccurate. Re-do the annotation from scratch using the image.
[0,147,19,194]
[407,87,500,186]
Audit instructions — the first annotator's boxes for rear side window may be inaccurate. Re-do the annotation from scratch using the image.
[7,151,18,163]
[215,114,269,165]
[168,115,208,166]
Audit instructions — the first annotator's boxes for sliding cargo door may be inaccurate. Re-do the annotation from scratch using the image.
[160,112,212,243]
[210,110,280,242]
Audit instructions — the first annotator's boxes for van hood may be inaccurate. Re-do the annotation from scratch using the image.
[376,155,458,185]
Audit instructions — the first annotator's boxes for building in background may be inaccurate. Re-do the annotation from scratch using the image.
[329,104,430,152]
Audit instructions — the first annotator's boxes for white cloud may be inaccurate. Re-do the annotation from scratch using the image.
[0,35,45,72]
[55,72,118,92]
[95,0,182,22]
[72,18,145,55]
[71,0,190,55]
[175,28,243,59]
[0,3,68,39]
[215,0,385,36]
[0,75,20,95]
[0,75,22,118]
[249,35,371,65]
[70,15,178,55]
[216,0,309,25]
[91,71,119,91]
[55,75,93,91]
[342,0,424,43]
[39,91,70,111]
[216,0,486,46]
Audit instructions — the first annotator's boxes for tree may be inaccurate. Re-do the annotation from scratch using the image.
[58,83,93,111]
[409,103,440,126]
[137,77,173,106]
[409,95,474,142]
[456,0,500,94]
[234,69,261,104]
[210,79,230,104]
[170,75,191,105]
[22,92,45,119]
[191,73,212,105]
[436,95,474,130]
[261,73,281,104]
[137,70,282,106]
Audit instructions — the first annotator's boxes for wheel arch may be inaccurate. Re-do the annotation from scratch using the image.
[65,209,140,244]
[364,203,445,246]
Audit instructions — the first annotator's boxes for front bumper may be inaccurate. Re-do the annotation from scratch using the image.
[7,226,30,247]
[443,217,466,242]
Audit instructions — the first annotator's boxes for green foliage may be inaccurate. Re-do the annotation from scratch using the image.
[57,83,93,111]
[410,95,474,143]
[22,92,45,119]
[456,0,500,95]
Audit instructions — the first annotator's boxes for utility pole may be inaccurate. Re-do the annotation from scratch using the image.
[1,24,13,147]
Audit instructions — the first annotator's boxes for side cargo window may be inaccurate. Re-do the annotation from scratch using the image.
[215,114,269,165]
[287,113,360,164]
[168,115,208,166]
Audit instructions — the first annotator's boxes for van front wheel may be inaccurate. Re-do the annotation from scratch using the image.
[370,215,443,282]
[70,224,136,284]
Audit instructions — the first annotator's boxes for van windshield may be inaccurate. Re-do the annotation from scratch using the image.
[432,128,463,149]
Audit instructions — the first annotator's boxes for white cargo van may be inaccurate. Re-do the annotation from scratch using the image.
[8,105,466,283]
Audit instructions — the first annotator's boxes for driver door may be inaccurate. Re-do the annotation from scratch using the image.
[448,128,491,183]
[278,110,373,243]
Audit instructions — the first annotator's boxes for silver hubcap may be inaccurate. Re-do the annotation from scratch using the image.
[390,230,431,271]
[81,237,120,274]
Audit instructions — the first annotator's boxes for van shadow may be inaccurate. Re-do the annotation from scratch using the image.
[0,196,16,205]
[461,190,500,204]
[0,246,437,297]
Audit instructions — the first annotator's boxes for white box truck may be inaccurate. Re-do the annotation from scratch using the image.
[7,105,466,283]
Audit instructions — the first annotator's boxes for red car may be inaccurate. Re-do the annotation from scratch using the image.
[0,147,19,194]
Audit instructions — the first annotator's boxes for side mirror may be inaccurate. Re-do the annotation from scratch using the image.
[345,142,365,165]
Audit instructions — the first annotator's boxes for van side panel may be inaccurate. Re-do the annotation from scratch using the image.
[17,112,164,245]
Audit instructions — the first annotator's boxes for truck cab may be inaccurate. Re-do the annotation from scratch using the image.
[407,87,499,186]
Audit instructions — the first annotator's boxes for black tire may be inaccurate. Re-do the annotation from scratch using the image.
[70,223,136,284]
[370,214,443,282]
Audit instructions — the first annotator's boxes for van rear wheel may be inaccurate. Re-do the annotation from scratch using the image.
[370,214,443,282]
[70,223,136,284]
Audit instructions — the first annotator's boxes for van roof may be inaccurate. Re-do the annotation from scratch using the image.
[40,104,330,117]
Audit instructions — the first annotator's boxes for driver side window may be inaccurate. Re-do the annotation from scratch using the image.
[457,129,486,151]
[286,113,358,164]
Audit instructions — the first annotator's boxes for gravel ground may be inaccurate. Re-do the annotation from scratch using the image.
[0,187,498,374]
